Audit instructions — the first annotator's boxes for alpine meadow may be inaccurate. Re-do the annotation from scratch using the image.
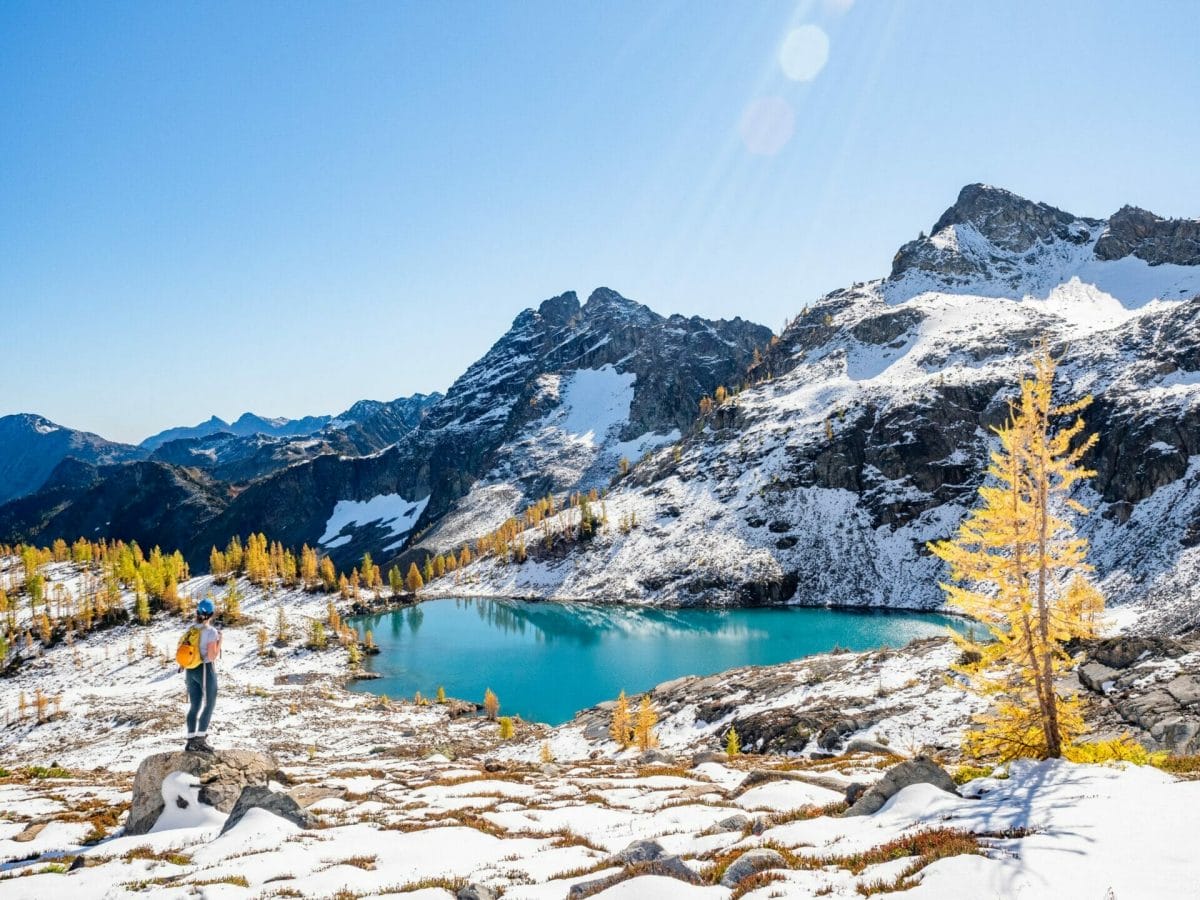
[3,3,1200,899]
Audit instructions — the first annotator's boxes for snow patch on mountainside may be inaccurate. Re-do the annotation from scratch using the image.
[555,365,635,445]
[416,366,678,555]
[320,493,429,551]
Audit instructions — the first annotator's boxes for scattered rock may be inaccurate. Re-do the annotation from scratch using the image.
[844,737,894,756]
[712,813,750,833]
[457,885,497,900]
[13,822,47,843]
[127,750,277,836]
[737,768,846,795]
[570,855,700,896]
[719,848,787,887]
[219,784,312,836]
[845,782,868,805]
[638,749,674,765]
[610,838,665,865]
[483,759,505,773]
[1090,636,1185,669]
[443,699,478,719]
[845,754,957,817]
[1078,661,1121,693]
[1164,675,1200,708]
[582,721,610,742]
[287,784,343,809]
[691,750,725,767]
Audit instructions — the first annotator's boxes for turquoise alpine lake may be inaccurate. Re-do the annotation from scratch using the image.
[348,598,967,726]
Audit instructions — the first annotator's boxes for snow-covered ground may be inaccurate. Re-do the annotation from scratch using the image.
[2,557,1199,898]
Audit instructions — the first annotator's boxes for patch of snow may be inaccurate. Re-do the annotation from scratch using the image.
[150,771,228,833]
[319,493,430,551]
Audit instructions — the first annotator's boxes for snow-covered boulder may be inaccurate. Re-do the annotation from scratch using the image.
[218,784,312,835]
[845,753,957,816]
[127,749,278,835]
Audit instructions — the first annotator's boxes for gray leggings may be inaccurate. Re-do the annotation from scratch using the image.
[185,662,217,737]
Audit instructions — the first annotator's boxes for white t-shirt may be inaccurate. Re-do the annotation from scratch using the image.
[199,624,221,661]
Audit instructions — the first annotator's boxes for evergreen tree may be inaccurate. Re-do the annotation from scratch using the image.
[498,716,514,739]
[422,556,434,583]
[930,348,1102,761]
[388,565,403,597]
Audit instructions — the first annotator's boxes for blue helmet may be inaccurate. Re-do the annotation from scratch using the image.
[197,598,216,617]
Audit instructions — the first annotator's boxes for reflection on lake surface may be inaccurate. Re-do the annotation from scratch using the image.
[349,598,963,725]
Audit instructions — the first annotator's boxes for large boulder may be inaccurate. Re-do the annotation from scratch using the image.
[844,754,957,817]
[127,750,278,836]
[218,785,312,835]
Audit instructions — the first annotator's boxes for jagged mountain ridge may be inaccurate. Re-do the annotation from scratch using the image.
[138,412,333,451]
[189,288,771,568]
[0,292,769,568]
[146,393,443,485]
[456,185,1200,630]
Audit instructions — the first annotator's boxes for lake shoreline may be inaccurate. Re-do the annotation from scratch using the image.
[346,587,964,619]
[342,596,967,726]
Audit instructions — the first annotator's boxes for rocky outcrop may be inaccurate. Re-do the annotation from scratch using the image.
[127,750,278,836]
[844,754,957,816]
[1094,206,1200,266]
[890,183,1099,282]
[1075,631,1200,755]
[218,784,312,835]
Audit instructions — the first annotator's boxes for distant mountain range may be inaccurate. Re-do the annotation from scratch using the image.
[7,184,1200,629]
[0,394,441,517]
[139,413,335,451]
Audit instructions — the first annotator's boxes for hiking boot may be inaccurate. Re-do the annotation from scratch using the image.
[184,737,203,752]
[193,736,215,753]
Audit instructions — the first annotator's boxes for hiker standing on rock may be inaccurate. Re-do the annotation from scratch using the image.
[176,597,222,752]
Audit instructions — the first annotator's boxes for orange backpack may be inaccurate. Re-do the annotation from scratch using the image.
[176,626,202,669]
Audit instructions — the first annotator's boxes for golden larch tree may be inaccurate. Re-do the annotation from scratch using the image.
[405,562,424,593]
[930,348,1104,761]
[610,690,632,748]
[634,694,659,751]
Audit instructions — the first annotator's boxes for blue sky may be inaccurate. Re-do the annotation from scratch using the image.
[3,1,1198,443]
